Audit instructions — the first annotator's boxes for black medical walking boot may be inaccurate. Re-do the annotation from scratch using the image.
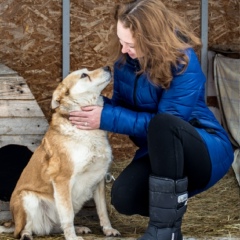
[138,176,188,240]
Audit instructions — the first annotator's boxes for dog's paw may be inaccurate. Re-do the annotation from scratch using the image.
[20,233,33,240]
[66,237,84,240]
[102,226,121,237]
[75,226,92,234]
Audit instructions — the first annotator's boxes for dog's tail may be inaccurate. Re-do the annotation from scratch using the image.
[0,222,15,233]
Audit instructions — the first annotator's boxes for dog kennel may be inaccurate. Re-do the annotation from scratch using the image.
[0,64,49,222]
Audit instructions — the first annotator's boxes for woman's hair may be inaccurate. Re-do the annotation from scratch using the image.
[108,0,202,88]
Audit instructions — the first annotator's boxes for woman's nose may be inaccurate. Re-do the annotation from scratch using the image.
[121,43,129,54]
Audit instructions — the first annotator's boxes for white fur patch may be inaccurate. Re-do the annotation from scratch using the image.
[23,193,60,235]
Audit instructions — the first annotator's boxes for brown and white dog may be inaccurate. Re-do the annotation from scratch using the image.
[0,66,120,240]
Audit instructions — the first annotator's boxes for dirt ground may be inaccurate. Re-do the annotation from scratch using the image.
[0,164,239,240]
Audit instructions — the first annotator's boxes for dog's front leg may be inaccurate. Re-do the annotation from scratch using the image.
[53,182,83,240]
[93,179,120,237]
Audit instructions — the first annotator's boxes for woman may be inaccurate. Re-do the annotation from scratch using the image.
[69,0,234,239]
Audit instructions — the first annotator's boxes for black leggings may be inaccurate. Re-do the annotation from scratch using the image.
[111,113,212,216]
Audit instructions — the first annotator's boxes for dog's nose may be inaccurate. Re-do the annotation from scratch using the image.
[103,66,111,72]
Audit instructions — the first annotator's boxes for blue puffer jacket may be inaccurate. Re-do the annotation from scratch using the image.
[100,48,233,194]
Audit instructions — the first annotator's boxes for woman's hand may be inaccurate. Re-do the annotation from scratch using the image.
[69,106,103,130]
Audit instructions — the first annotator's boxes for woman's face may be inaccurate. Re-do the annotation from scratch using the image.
[117,20,138,59]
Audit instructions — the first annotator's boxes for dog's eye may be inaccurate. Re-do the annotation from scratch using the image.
[81,73,88,78]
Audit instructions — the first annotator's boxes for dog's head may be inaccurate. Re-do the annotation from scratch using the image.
[51,66,111,109]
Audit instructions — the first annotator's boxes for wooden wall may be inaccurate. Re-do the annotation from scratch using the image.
[0,64,48,151]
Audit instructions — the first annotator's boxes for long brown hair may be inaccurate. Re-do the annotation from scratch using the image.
[109,0,202,88]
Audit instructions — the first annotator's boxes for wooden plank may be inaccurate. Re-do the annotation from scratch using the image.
[0,76,35,100]
[0,64,17,76]
[0,118,48,135]
[0,100,47,117]
[0,134,45,151]
[0,211,12,223]
[0,201,9,211]
[0,201,11,223]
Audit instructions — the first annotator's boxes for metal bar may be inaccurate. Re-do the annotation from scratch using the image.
[201,0,209,79]
[62,0,70,80]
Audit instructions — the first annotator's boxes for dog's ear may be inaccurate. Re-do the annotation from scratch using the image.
[51,83,68,109]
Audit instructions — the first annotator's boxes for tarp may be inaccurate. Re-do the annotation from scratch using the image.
[214,54,240,186]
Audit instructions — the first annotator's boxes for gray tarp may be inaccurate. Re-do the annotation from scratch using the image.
[214,54,240,186]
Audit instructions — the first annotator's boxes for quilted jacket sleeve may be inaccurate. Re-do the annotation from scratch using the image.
[100,102,154,137]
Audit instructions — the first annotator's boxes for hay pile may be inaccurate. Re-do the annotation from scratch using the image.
[1,160,239,240]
